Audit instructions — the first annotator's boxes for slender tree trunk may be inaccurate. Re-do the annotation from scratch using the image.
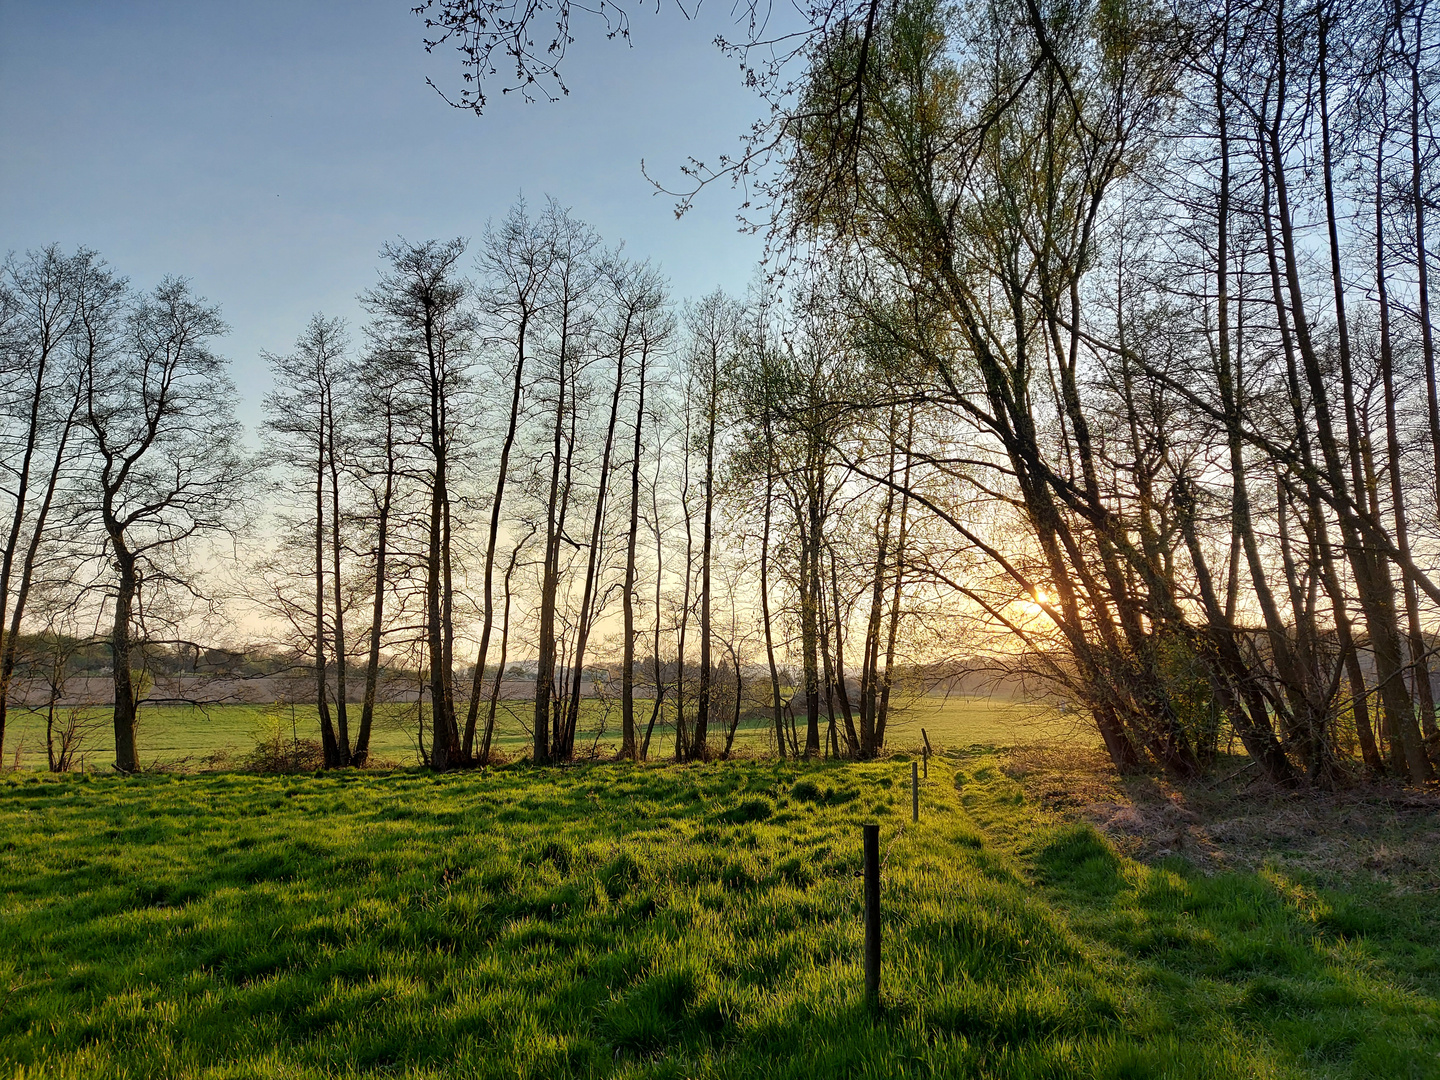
[427,425,457,769]
[859,424,897,759]
[0,396,77,768]
[354,411,396,768]
[760,466,784,758]
[642,458,668,762]
[876,419,914,748]
[693,381,717,761]
[815,530,840,758]
[464,315,529,758]
[674,420,696,762]
[800,495,822,758]
[1406,5,1440,755]
[621,340,648,760]
[723,644,744,757]
[1377,131,1435,769]
[326,381,351,764]
[1320,15,1387,771]
[1409,3,1440,516]
[1264,38,1429,780]
[828,544,859,755]
[566,316,630,759]
[315,425,339,768]
[534,338,566,766]
[481,536,527,764]
[0,334,54,767]
[553,373,581,759]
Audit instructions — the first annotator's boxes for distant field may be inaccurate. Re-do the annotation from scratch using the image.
[0,693,1089,772]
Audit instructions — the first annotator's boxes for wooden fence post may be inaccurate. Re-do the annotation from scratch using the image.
[911,760,919,822]
[863,822,880,1008]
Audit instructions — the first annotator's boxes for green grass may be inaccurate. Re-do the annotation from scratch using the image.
[2,751,1435,1077]
[891,695,1075,749]
[2,700,568,772]
[1,694,1077,772]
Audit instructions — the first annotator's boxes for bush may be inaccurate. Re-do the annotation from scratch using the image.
[242,733,325,773]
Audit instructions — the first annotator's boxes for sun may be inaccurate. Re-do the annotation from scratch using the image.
[1022,589,1050,617]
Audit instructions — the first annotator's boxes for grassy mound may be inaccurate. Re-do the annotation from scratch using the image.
[0,753,1435,1078]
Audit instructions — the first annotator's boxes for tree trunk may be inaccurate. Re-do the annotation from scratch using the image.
[642,455,668,762]
[723,645,744,757]
[621,337,648,761]
[800,497,822,758]
[1262,47,1430,780]
[828,544,859,755]
[464,314,529,758]
[693,380,717,761]
[111,549,140,774]
[1406,7,1440,756]
[326,380,351,764]
[674,415,696,762]
[566,313,630,760]
[0,395,78,770]
[424,306,460,771]
[1320,15,1385,773]
[858,421,897,759]
[354,410,396,768]
[534,334,566,766]
[315,425,340,768]
[876,419,913,749]
[760,465,785,758]
[481,536,527,765]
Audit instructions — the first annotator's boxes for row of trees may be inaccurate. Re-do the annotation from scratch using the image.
[252,199,935,769]
[753,0,1440,785]
[0,205,944,773]
[6,0,1439,785]
[423,0,1440,785]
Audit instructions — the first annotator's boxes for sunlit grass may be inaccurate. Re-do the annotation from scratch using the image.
[2,752,1434,1077]
[1,693,1084,772]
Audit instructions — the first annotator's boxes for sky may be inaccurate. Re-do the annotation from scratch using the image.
[0,0,770,430]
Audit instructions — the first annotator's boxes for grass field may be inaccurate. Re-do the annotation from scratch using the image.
[1,694,1074,772]
[2,751,1436,1078]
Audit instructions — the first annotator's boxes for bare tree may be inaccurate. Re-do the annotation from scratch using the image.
[614,262,671,760]
[361,238,474,772]
[684,291,739,759]
[463,202,554,760]
[0,247,110,766]
[531,209,600,765]
[83,278,250,773]
[262,315,355,767]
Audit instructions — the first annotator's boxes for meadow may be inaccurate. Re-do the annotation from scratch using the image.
[0,694,1070,772]
[2,748,1437,1078]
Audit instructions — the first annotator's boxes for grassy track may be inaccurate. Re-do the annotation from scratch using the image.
[1,695,1073,771]
[2,753,1435,1077]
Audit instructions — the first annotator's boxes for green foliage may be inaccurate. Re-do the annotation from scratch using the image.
[1,755,1434,1077]
[1153,635,1222,759]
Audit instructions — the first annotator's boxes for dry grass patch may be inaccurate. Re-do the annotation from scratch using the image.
[1001,743,1440,891]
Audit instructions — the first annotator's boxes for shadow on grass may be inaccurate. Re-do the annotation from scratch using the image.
[1,757,1437,1078]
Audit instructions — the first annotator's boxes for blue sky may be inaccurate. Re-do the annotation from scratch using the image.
[0,0,769,428]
